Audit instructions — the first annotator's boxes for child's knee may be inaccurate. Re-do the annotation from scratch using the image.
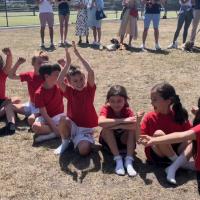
[101,128,112,137]
[78,141,92,156]
[59,116,70,126]
[32,122,41,134]
[153,130,165,137]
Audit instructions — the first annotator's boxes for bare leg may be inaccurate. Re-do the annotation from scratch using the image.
[63,15,69,42]
[77,141,92,156]
[97,27,101,43]
[59,15,64,42]
[154,28,159,44]
[40,26,45,44]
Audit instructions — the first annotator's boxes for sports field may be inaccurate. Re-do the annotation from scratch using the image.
[0,19,200,200]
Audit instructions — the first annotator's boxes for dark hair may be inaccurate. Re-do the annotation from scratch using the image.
[67,65,82,79]
[39,63,61,80]
[152,82,188,124]
[0,55,4,69]
[106,85,129,107]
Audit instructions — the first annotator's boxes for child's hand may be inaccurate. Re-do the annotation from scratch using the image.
[191,106,199,116]
[16,57,26,65]
[2,48,11,55]
[72,41,79,56]
[136,111,145,124]
[65,48,71,65]
[124,116,137,123]
[137,135,153,146]
[57,58,66,67]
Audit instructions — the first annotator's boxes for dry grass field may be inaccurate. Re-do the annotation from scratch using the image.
[1,19,200,200]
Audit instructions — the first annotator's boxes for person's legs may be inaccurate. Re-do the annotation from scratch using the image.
[59,15,64,43]
[97,27,101,43]
[128,35,133,46]
[152,14,160,47]
[166,142,193,184]
[142,14,151,48]
[152,130,177,160]
[47,13,54,45]
[64,15,69,43]
[183,10,193,44]
[124,130,137,176]
[190,9,200,44]
[39,13,46,45]
[77,140,92,156]
[54,116,71,155]
[172,11,185,44]
[92,27,97,43]
[101,128,125,175]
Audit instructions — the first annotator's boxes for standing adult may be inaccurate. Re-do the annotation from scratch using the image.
[37,0,54,48]
[168,0,193,49]
[56,0,70,46]
[188,0,200,47]
[140,0,165,50]
[87,0,104,46]
[118,0,138,47]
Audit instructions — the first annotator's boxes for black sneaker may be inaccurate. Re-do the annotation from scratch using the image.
[7,122,15,135]
[0,126,8,136]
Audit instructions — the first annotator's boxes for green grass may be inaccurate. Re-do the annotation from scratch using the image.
[0,10,178,27]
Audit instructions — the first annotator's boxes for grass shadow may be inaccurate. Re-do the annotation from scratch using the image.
[125,46,143,53]
[59,144,101,183]
[145,48,170,55]
[32,137,61,149]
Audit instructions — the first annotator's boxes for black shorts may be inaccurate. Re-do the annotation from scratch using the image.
[0,99,6,109]
[99,129,127,153]
[149,143,181,165]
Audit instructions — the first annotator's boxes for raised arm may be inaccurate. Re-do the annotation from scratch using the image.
[9,57,26,80]
[57,48,71,92]
[138,129,196,147]
[72,41,95,87]
[2,48,12,75]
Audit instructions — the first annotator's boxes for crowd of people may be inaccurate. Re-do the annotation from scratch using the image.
[1,0,200,196]
[36,0,200,51]
[1,41,200,194]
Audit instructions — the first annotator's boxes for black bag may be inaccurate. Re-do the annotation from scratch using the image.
[96,9,106,20]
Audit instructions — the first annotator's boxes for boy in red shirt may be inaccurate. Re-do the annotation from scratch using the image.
[55,42,98,155]
[0,47,16,135]
[32,63,67,145]
[9,51,48,126]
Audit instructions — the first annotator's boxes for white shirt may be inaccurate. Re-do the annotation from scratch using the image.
[179,0,192,7]
[39,0,53,13]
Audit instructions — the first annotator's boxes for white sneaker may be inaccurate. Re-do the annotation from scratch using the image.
[92,41,98,45]
[167,41,178,49]
[114,155,125,176]
[155,43,161,50]
[140,44,146,51]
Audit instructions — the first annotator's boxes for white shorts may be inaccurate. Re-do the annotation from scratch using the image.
[35,113,66,125]
[23,102,39,116]
[70,121,95,148]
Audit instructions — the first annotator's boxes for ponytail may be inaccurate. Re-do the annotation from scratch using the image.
[172,94,188,124]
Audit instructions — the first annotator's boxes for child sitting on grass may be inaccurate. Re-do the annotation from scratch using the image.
[54,42,98,156]
[32,63,66,144]
[9,51,48,126]
[0,47,16,135]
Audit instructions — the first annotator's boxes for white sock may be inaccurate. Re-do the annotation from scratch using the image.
[125,156,137,177]
[114,155,125,176]
[166,154,187,184]
[54,139,70,155]
[34,132,57,143]
[169,154,178,162]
